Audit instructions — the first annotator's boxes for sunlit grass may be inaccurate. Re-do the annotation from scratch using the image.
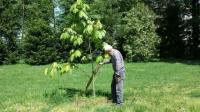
[0,61,200,112]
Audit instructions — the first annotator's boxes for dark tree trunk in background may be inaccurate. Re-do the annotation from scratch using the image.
[191,0,200,58]
[159,1,185,58]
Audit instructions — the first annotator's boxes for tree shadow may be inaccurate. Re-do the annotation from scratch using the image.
[59,87,111,98]
[43,87,111,104]
[130,58,200,65]
[159,58,200,65]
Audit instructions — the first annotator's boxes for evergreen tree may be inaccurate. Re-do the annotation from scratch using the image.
[23,0,58,64]
[0,0,21,63]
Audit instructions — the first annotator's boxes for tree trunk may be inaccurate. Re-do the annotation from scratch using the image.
[88,39,95,97]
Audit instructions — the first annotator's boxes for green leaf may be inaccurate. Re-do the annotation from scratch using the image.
[70,49,75,54]
[70,54,74,62]
[79,10,88,19]
[60,32,70,40]
[93,30,106,39]
[52,62,58,68]
[81,56,87,61]
[71,24,77,29]
[73,41,78,46]
[70,35,75,42]
[64,65,71,72]
[101,30,106,37]
[74,50,82,58]
[94,20,103,29]
[61,64,71,75]
[81,21,86,27]
[84,24,93,34]
[83,4,90,10]
[67,28,76,34]
[70,4,79,14]
[74,37,83,46]
[44,68,48,75]
[94,31,101,39]
[96,55,103,63]
[76,0,82,5]
[50,69,56,77]
[77,38,83,45]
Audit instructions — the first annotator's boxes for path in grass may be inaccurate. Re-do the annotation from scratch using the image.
[0,61,200,112]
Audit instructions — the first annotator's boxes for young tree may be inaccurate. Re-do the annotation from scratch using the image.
[45,0,106,97]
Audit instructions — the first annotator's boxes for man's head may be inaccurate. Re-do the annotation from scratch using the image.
[103,44,113,55]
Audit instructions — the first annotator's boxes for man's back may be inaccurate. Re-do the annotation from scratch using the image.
[111,49,125,77]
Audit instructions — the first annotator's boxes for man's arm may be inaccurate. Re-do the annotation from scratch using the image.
[99,59,111,65]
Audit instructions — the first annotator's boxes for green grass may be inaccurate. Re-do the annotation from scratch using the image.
[0,61,200,112]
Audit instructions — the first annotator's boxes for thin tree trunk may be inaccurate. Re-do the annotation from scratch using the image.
[89,38,95,97]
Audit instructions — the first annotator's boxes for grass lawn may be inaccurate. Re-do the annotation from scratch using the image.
[0,61,200,112]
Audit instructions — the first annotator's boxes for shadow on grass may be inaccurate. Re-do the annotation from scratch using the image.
[159,58,200,65]
[190,90,200,98]
[131,58,200,65]
[60,87,111,97]
[43,87,111,104]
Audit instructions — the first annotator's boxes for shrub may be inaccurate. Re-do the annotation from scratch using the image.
[0,38,7,64]
[120,3,160,61]
[23,19,58,65]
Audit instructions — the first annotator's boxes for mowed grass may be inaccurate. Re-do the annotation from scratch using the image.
[0,61,200,112]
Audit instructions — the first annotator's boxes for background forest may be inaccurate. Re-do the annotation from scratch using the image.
[0,0,199,65]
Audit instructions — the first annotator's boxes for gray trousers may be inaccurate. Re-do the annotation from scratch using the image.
[111,75,124,104]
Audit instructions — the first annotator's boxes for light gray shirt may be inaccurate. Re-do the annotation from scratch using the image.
[104,49,125,76]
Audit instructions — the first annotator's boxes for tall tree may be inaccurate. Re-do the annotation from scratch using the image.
[88,0,121,45]
[144,0,199,59]
[160,1,186,58]
[0,0,21,63]
[191,0,200,58]
[23,0,58,64]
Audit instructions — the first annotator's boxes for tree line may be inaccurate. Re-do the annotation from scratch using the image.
[0,0,199,65]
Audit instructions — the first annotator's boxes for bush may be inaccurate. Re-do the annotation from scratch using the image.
[23,19,58,65]
[0,39,20,64]
[119,3,160,61]
[4,51,19,64]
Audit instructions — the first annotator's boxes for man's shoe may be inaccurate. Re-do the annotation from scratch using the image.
[116,103,124,107]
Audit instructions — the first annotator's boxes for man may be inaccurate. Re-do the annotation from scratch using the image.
[99,44,125,105]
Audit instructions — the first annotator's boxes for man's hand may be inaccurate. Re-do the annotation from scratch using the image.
[99,62,104,65]
[115,75,121,83]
